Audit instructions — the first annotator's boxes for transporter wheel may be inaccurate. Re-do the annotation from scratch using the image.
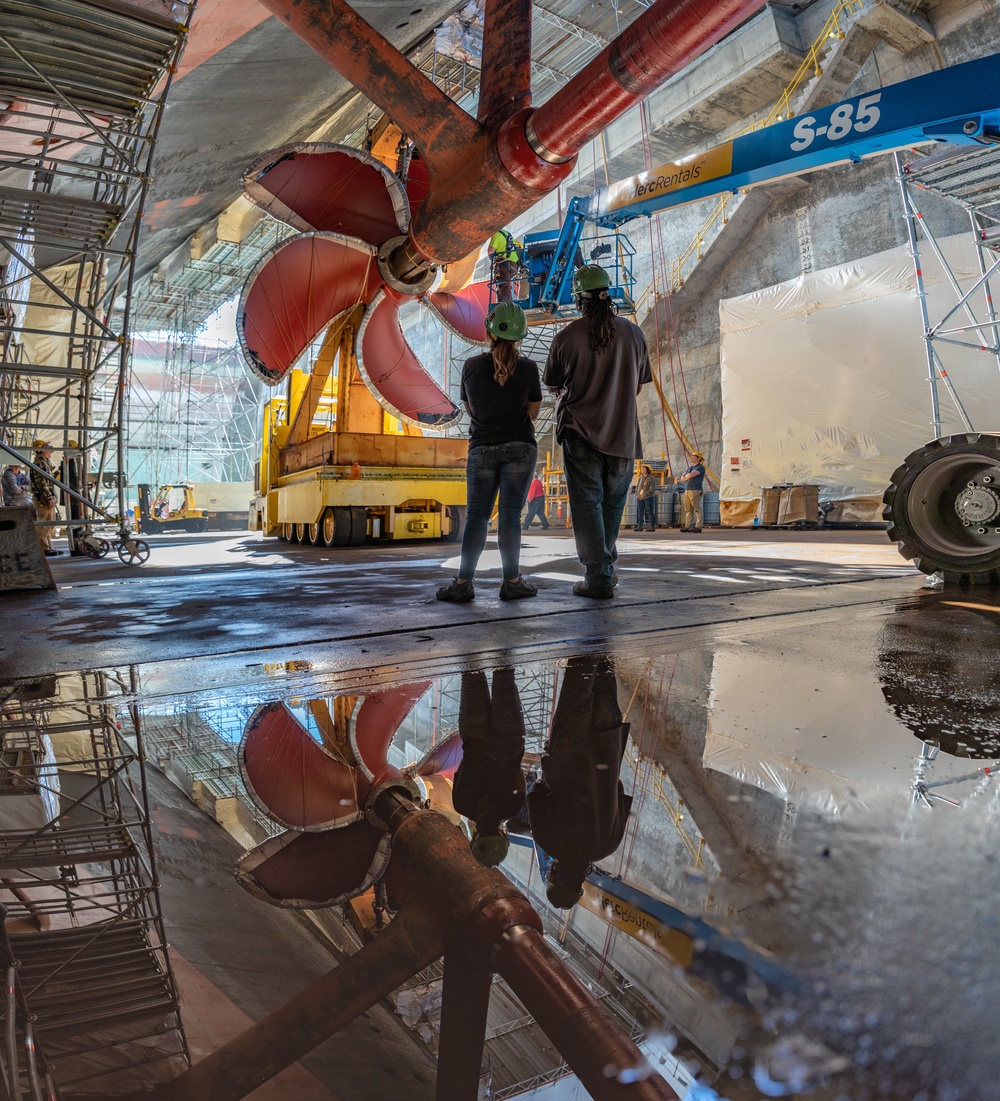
[308,520,323,545]
[443,505,466,543]
[117,538,151,566]
[295,522,309,543]
[320,508,337,548]
[884,433,1000,584]
[349,506,367,547]
[184,519,200,534]
[331,507,351,547]
[285,523,298,543]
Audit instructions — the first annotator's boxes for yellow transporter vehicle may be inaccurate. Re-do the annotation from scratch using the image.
[249,320,467,547]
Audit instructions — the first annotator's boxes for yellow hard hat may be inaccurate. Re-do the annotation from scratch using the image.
[67,439,79,448]
[32,439,51,450]
[691,451,704,461]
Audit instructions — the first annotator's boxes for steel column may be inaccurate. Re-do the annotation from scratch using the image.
[434,950,493,1101]
[477,0,532,126]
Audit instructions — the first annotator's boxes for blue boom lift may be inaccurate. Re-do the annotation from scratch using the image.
[524,52,1000,582]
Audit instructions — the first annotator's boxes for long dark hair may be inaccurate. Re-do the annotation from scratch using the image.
[580,292,618,352]
[490,336,520,386]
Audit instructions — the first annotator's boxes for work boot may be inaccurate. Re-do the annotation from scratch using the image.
[573,579,614,599]
[436,577,475,602]
[499,575,537,600]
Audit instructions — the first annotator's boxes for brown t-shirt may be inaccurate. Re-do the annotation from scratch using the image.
[543,315,651,459]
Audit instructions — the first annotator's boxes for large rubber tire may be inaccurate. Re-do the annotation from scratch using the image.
[878,600,1000,757]
[331,507,351,547]
[184,519,200,534]
[349,506,367,547]
[320,508,337,548]
[197,519,208,533]
[141,518,159,535]
[308,520,323,546]
[295,521,309,544]
[443,505,466,543]
[884,433,1000,584]
[285,523,298,543]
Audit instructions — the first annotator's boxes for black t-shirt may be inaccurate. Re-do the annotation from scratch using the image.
[461,353,542,447]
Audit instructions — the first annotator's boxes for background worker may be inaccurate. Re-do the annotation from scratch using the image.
[680,450,706,532]
[30,440,61,556]
[634,463,657,532]
[437,303,541,603]
[2,463,31,509]
[487,228,522,305]
[543,264,651,598]
[523,472,549,529]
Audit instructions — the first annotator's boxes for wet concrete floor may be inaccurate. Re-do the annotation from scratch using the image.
[1,527,994,1100]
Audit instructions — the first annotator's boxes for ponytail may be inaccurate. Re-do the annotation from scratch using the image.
[491,337,520,386]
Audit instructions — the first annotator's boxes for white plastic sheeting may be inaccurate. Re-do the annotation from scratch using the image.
[434,0,484,67]
[702,623,987,817]
[718,234,1000,522]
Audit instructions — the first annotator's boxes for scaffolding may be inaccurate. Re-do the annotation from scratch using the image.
[896,143,1000,436]
[0,670,188,1097]
[0,0,193,552]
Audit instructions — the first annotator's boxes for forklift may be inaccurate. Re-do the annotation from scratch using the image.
[137,483,209,534]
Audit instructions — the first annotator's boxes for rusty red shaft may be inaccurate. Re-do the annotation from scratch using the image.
[257,0,767,272]
[525,0,766,163]
[494,924,679,1100]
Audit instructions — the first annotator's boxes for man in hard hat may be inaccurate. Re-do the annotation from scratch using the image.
[30,440,61,556]
[679,450,706,532]
[543,265,651,598]
[487,227,523,305]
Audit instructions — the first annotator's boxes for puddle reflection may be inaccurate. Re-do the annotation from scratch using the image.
[1,591,996,1098]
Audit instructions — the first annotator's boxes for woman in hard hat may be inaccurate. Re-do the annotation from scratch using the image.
[437,303,541,602]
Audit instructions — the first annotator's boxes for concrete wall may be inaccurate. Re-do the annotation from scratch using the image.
[631,0,999,477]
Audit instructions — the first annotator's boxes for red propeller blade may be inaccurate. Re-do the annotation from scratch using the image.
[411,731,464,781]
[350,682,432,786]
[239,232,381,384]
[356,288,462,428]
[240,702,365,831]
[426,281,491,345]
[242,143,408,242]
[236,822,391,908]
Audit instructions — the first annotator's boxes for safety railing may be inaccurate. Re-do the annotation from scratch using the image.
[0,903,60,1101]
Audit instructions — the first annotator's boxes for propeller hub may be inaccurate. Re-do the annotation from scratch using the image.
[378,235,439,295]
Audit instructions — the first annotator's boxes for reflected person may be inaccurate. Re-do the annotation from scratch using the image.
[452,668,527,866]
[528,655,632,908]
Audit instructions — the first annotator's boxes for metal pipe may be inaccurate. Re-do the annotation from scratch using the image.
[523,0,765,164]
[494,925,680,1100]
[4,968,21,1101]
[131,901,447,1101]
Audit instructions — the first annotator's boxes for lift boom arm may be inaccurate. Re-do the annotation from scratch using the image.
[579,52,1000,229]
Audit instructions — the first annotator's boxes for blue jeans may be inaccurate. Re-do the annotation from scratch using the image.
[562,434,633,584]
[460,441,537,580]
[636,496,657,528]
[523,496,549,528]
